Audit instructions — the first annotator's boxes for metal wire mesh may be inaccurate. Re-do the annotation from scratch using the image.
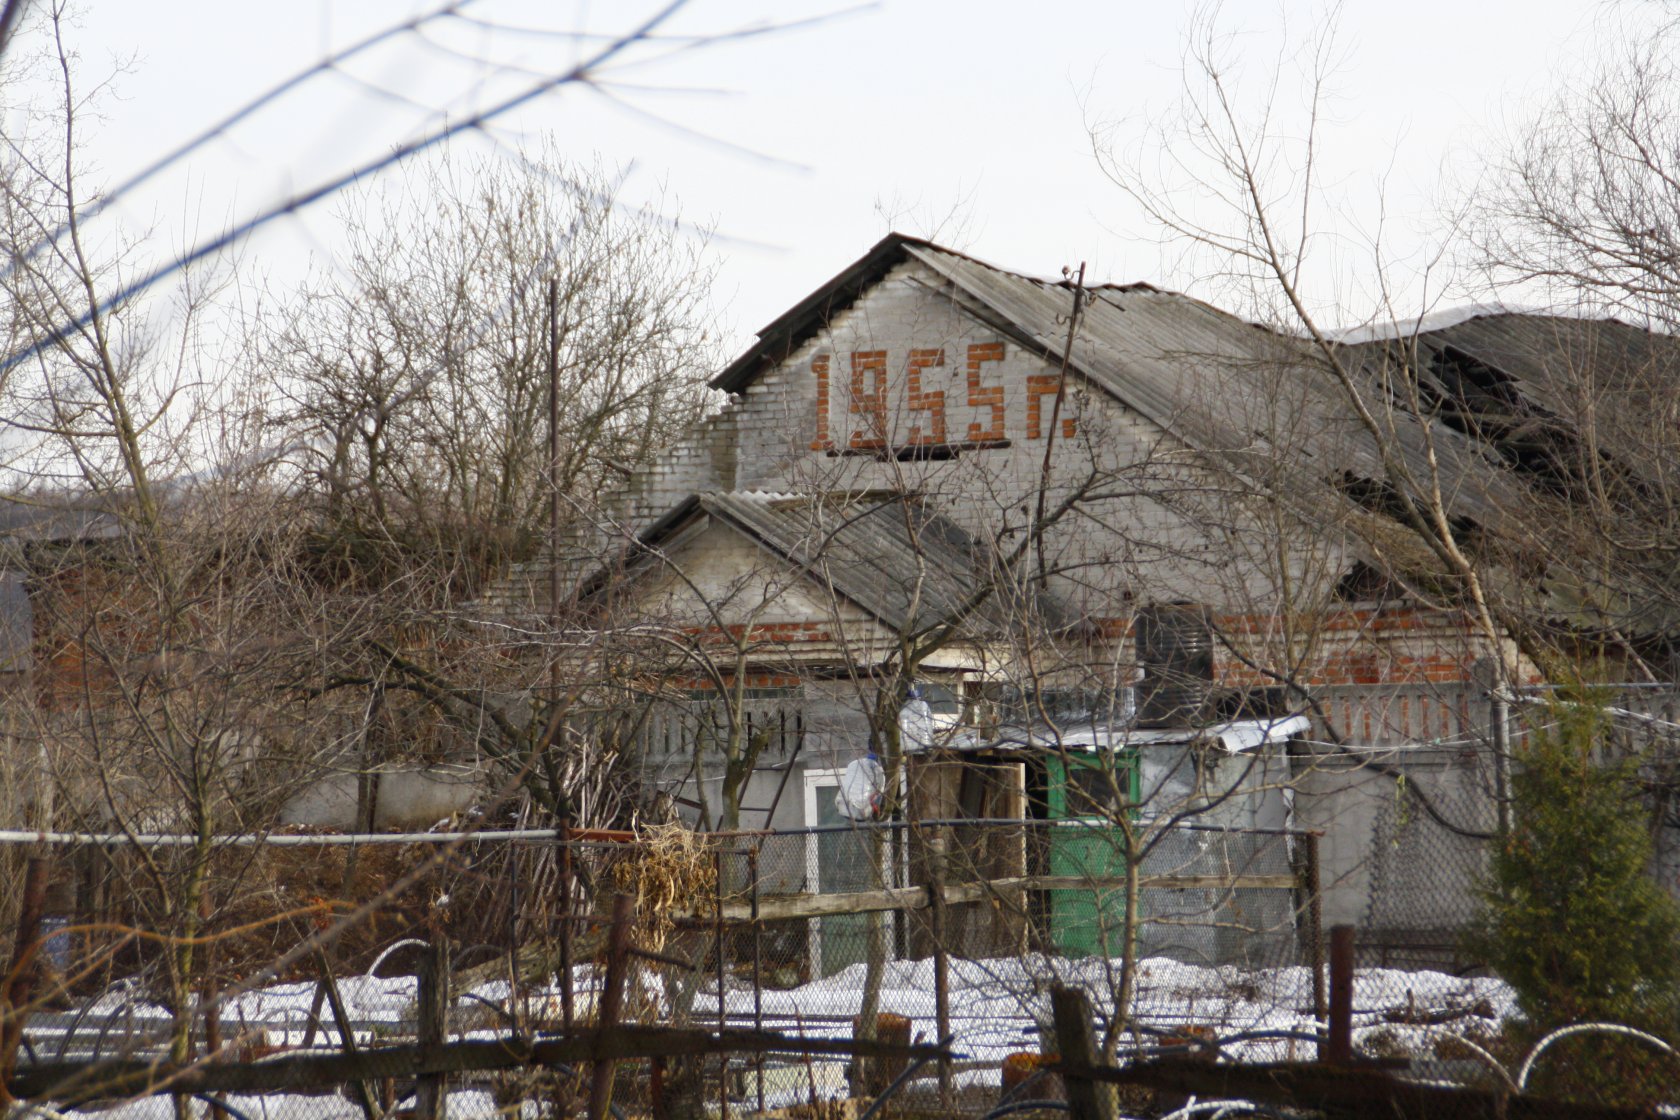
[8,816,1679,1116]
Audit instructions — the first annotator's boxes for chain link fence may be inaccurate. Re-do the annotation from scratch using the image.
[7,812,1680,1116]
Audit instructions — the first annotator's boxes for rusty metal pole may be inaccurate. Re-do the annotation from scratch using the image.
[560,830,575,1031]
[1325,924,1355,1064]
[587,894,636,1120]
[546,276,578,1043]
[546,274,563,692]
[749,844,764,1115]
[715,849,729,1120]
[928,826,953,1108]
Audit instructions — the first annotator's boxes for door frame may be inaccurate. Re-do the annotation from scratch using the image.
[803,767,846,976]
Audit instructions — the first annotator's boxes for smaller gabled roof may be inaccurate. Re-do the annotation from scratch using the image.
[702,491,1000,636]
[600,489,1039,638]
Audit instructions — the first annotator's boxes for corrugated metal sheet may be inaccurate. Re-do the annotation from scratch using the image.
[699,491,1019,636]
[698,235,1680,640]
[0,498,119,540]
[904,241,1524,531]
[1405,312,1678,444]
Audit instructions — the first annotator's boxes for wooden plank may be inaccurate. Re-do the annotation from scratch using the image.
[415,941,449,1120]
[707,873,1299,922]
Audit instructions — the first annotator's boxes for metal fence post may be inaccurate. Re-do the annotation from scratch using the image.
[749,843,764,1115]
[928,824,953,1108]
[560,825,575,1031]
[715,848,729,1120]
[589,893,636,1120]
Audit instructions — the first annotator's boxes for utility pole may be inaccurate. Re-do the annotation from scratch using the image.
[1034,262,1086,588]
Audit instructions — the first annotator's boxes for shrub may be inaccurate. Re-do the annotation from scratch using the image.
[1466,698,1680,1102]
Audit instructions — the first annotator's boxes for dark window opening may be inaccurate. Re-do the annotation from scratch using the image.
[826,438,1012,462]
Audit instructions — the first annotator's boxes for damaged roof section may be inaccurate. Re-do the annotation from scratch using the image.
[717,234,1525,538]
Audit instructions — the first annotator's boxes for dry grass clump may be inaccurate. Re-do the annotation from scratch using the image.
[610,822,717,951]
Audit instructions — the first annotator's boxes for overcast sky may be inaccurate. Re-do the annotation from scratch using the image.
[3,0,1655,356]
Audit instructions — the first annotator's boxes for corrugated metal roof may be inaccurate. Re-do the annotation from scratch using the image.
[0,497,119,541]
[696,236,1680,643]
[712,235,1527,532]
[1407,312,1677,430]
[901,240,1524,531]
[698,491,1023,636]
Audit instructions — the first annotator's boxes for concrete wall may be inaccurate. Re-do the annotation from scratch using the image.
[280,764,487,831]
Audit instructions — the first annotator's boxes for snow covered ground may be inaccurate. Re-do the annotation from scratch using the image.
[31,953,1516,1119]
[699,953,1513,1073]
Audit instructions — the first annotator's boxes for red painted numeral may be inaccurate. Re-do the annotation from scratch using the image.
[848,350,889,449]
[966,343,1005,441]
[906,348,947,445]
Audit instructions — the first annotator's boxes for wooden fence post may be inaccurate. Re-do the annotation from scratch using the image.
[588,893,636,1120]
[317,953,380,1120]
[1326,924,1355,1064]
[1049,985,1114,1120]
[1296,830,1326,1019]
[416,939,450,1120]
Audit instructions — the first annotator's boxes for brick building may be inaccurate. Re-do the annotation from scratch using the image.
[498,234,1679,955]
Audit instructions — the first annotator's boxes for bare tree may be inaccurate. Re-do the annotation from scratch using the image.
[266,149,718,592]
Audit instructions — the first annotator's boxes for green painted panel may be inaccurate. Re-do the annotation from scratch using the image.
[1045,752,1138,958]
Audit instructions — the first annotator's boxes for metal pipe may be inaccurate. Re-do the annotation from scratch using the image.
[0,828,569,847]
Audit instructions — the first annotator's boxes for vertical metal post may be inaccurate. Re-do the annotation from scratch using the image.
[749,844,764,1115]
[1325,924,1355,1064]
[1491,687,1513,835]
[560,830,574,1031]
[547,276,563,679]
[1033,263,1086,587]
[715,849,729,1120]
[928,826,953,1107]
[588,894,635,1120]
